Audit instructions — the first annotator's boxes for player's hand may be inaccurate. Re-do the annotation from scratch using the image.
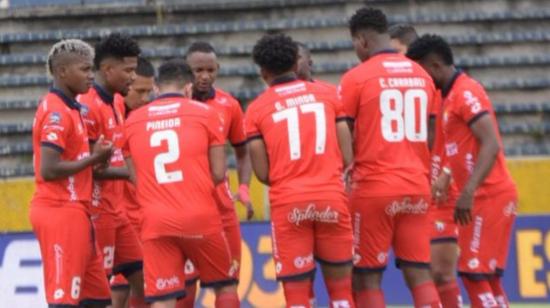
[92,135,113,164]
[343,163,353,194]
[454,189,474,226]
[432,172,451,204]
[235,184,254,220]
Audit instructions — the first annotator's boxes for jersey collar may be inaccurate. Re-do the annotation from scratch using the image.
[441,69,463,98]
[157,92,185,100]
[93,83,114,105]
[192,87,215,102]
[49,87,81,110]
[270,74,298,86]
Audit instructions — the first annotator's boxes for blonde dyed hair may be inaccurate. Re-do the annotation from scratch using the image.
[47,39,95,77]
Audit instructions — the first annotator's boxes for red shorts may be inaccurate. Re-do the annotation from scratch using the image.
[430,198,459,242]
[351,195,432,271]
[458,191,517,276]
[142,233,236,303]
[30,203,111,306]
[110,274,129,290]
[93,213,143,277]
[270,200,353,280]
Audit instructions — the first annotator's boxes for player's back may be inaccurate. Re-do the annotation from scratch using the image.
[124,93,223,239]
[245,79,346,206]
[340,51,434,197]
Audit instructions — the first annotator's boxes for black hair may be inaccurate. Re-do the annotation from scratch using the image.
[388,24,419,46]
[406,34,454,65]
[94,32,141,69]
[349,7,388,35]
[136,57,155,78]
[252,33,298,75]
[157,59,193,85]
[186,41,216,58]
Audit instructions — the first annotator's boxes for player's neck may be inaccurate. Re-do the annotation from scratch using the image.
[268,72,297,86]
[51,80,77,100]
[158,85,185,97]
[192,86,215,102]
[94,74,115,96]
[440,66,458,92]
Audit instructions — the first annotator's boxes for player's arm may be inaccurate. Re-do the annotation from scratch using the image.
[124,157,137,184]
[455,114,500,225]
[248,138,269,185]
[428,115,436,151]
[209,145,226,185]
[336,120,353,168]
[41,135,113,181]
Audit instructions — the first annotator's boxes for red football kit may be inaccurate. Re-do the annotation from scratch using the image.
[245,77,353,280]
[441,71,517,275]
[339,51,435,270]
[30,88,110,306]
[123,93,235,301]
[429,90,459,241]
[188,87,246,282]
[79,84,142,277]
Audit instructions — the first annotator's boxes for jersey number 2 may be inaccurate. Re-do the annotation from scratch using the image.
[272,103,326,160]
[150,130,183,184]
[380,89,428,142]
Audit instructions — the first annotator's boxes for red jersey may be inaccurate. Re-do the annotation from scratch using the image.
[78,84,126,215]
[339,51,434,197]
[115,99,142,230]
[244,78,347,206]
[313,79,338,94]
[430,90,459,199]
[32,88,92,206]
[198,88,246,146]
[123,93,225,240]
[441,72,516,197]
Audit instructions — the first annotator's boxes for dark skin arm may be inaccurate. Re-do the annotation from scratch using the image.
[336,121,354,168]
[247,139,269,185]
[454,114,500,225]
[428,116,436,151]
[41,136,113,181]
[209,145,227,185]
[89,141,130,180]
[234,144,254,220]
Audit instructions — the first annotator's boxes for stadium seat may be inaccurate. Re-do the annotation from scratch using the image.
[0,123,33,135]
[0,142,33,156]
[0,99,39,110]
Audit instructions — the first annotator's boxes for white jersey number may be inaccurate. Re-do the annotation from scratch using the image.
[150,129,183,184]
[380,89,428,142]
[272,103,326,160]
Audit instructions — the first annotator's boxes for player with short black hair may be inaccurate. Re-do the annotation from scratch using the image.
[247,32,355,307]
[123,58,239,307]
[31,39,113,307]
[388,24,419,54]
[342,7,442,307]
[110,56,157,308]
[407,34,518,308]
[184,41,254,307]
[78,32,147,308]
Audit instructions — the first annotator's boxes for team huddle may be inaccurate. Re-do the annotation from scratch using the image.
[29,6,517,308]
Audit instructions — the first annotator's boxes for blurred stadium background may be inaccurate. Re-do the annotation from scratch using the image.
[0,0,549,307]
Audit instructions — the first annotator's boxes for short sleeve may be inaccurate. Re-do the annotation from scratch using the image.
[228,101,247,146]
[454,86,491,125]
[81,102,101,142]
[39,109,72,152]
[338,73,360,121]
[207,110,226,146]
[244,103,261,140]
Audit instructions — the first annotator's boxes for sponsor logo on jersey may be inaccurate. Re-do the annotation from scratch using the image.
[468,258,480,269]
[49,112,61,124]
[385,198,428,216]
[445,142,458,157]
[46,132,58,141]
[287,204,339,226]
[293,254,314,269]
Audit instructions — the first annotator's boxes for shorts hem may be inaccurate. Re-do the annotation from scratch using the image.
[495,268,505,276]
[200,278,238,288]
[395,258,430,269]
[110,284,130,291]
[113,260,143,277]
[145,290,186,304]
[79,298,112,306]
[352,266,386,274]
[276,268,316,282]
[315,257,353,267]
[185,276,200,285]
[458,271,493,280]
[48,304,78,308]
[430,237,458,244]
